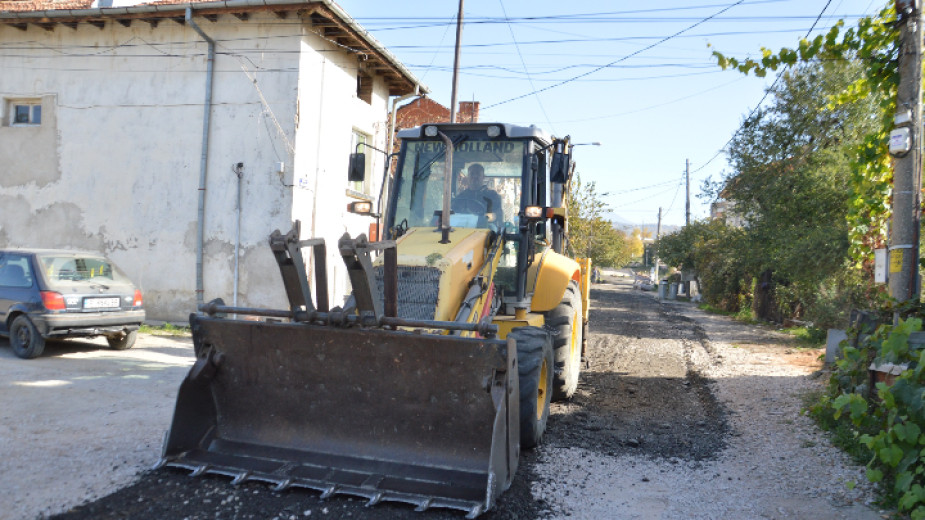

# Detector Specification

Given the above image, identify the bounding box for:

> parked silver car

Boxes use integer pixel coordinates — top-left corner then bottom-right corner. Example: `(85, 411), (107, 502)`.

(0, 249), (145, 358)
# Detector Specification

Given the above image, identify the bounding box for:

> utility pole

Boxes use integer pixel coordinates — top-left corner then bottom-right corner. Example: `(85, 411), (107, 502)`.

(449, 0), (464, 123)
(889, 0), (923, 304)
(685, 159), (691, 226)
(653, 207), (662, 280)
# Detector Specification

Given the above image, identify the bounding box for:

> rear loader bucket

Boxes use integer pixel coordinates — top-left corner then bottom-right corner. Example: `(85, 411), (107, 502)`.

(159, 315), (519, 518)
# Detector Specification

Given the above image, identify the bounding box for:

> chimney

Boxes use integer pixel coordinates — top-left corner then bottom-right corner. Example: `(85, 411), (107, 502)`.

(457, 102), (480, 123)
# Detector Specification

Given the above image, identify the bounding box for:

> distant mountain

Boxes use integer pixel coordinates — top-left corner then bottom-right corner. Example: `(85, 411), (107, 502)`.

(608, 213), (635, 229)
(608, 215), (680, 237)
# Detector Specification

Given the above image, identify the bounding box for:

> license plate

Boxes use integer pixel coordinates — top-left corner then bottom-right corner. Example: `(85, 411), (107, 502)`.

(83, 297), (121, 310)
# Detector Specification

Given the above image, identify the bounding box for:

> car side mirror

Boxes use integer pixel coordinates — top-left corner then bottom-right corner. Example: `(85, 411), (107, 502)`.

(348, 153), (366, 182)
(550, 150), (570, 183)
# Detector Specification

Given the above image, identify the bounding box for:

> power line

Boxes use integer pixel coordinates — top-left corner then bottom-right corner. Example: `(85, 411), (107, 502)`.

(609, 178), (682, 195)
(497, 0), (555, 134)
(416, 12), (456, 82)
(690, 0), (835, 178)
(483, 0), (748, 110)
(620, 183), (685, 207)
(354, 12), (863, 27)
(0, 24), (858, 54)
(540, 76), (744, 124)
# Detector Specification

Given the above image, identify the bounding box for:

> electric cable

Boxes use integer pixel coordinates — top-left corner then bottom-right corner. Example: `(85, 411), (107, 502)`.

(690, 0), (835, 177)
(483, 0), (747, 110)
(497, 0), (555, 134)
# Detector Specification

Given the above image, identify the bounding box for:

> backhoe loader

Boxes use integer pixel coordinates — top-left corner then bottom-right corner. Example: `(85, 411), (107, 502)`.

(158, 122), (592, 518)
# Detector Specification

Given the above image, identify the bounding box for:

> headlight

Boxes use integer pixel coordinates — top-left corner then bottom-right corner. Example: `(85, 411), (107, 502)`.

(524, 206), (544, 219)
(424, 125), (438, 137)
(486, 125), (501, 138)
(348, 201), (373, 214)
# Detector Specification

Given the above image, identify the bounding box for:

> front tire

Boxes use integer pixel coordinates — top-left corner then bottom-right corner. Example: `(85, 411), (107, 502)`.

(106, 330), (137, 350)
(510, 326), (553, 449)
(10, 315), (46, 359)
(547, 281), (584, 401)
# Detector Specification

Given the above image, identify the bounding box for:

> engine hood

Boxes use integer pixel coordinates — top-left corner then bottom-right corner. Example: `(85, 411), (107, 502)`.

(374, 227), (492, 322)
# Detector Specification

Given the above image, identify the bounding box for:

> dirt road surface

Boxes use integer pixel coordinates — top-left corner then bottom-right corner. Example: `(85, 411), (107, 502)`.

(2, 272), (882, 519)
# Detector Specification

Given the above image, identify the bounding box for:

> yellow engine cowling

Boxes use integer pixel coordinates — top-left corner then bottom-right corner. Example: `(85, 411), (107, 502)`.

(526, 249), (583, 313)
(382, 227), (492, 322)
(377, 229), (591, 334)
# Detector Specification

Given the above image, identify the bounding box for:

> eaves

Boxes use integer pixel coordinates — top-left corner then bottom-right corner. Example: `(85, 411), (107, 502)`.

(0, 0), (429, 97)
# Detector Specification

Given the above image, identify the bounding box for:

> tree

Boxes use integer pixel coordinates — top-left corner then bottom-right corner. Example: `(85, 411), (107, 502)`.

(659, 219), (751, 311)
(627, 227), (652, 259)
(658, 221), (704, 272)
(700, 39), (884, 325)
(668, 59), (884, 323)
(720, 59), (882, 290)
(712, 4), (898, 265)
(566, 174), (632, 268)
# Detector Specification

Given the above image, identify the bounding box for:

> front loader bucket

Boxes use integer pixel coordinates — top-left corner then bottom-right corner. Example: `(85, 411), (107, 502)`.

(160, 315), (519, 518)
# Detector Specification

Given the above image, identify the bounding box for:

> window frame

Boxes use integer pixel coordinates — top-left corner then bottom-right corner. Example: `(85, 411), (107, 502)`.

(8, 99), (42, 127)
(347, 129), (374, 199)
(0, 253), (35, 288)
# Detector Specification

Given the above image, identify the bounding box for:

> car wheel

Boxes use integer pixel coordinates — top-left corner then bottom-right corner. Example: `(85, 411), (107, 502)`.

(106, 330), (137, 350)
(10, 315), (46, 359)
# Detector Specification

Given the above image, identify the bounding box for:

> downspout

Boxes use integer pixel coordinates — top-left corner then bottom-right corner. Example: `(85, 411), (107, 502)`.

(310, 56), (327, 254)
(379, 87), (420, 234)
(233, 164), (243, 307)
(386, 87), (420, 163)
(186, 7), (215, 305)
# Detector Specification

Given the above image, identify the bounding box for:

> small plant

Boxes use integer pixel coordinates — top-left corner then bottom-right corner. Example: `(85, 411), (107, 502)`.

(139, 323), (191, 336)
(781, 326), (828, 346)
(825, 318), (925, 517)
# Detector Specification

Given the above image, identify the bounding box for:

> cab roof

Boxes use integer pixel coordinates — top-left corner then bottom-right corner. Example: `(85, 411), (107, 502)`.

(397, 123), (553, 146)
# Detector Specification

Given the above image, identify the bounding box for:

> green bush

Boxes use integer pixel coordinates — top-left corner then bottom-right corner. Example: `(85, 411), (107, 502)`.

(826, 318), (925, 517)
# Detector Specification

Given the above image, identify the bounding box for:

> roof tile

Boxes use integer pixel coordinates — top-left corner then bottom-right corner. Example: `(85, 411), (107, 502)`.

(0, 0), (93, 12)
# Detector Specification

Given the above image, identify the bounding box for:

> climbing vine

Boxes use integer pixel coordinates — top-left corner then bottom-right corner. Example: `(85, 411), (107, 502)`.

(711, 4), (899, 265)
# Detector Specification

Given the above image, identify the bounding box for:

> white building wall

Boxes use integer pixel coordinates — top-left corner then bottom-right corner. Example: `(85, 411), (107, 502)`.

(292, 29), (391, 308)
(0, 12), (395, 321)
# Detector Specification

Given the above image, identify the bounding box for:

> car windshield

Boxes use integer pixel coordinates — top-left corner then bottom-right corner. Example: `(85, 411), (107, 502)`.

(392, 138), (526, 231)
(37, 254), (133, 290)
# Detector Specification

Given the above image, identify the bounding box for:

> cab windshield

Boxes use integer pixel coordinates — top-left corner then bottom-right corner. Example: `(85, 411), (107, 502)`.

(391, 138), (526, 232)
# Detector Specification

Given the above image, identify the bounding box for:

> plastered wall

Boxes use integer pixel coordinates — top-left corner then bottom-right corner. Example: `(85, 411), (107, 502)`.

(0, 12), (394, 320)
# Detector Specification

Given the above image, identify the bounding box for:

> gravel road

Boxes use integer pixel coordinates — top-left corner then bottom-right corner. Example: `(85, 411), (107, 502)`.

(2, 271), (883, 519)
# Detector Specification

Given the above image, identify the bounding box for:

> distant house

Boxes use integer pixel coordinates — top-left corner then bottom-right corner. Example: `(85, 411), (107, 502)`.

(396, 97), (480, 130)
(0, 0), (426, 320)
(391, 97), (478, 156)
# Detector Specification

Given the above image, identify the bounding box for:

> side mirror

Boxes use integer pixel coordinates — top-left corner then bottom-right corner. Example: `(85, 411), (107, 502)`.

(550, 150), (570, 183)
(348, 153), (366, 182)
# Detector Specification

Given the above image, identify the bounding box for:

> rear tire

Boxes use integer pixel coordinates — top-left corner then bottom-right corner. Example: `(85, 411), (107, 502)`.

(10, 315), (45, 359)
(510, 326), (553, 449)
(547, 281), (583, 401)
(106, 330), (137, 350)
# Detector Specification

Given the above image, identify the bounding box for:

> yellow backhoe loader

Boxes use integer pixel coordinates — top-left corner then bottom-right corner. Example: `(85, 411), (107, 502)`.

(157, 122), (591, 518)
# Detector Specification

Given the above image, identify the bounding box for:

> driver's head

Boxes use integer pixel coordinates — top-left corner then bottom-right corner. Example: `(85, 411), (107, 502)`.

(467, 163), (485, 189)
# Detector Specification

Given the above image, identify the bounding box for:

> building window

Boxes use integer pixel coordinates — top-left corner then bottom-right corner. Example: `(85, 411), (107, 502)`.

(348, 130), (373, 198)
(9, 100), (41, 126)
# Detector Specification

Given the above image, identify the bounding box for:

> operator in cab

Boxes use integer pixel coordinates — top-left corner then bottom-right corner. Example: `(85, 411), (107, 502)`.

(452, 163), (503, 229)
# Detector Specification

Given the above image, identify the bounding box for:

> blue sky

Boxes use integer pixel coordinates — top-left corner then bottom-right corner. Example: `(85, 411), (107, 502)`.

(337, 0), (884, 228)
